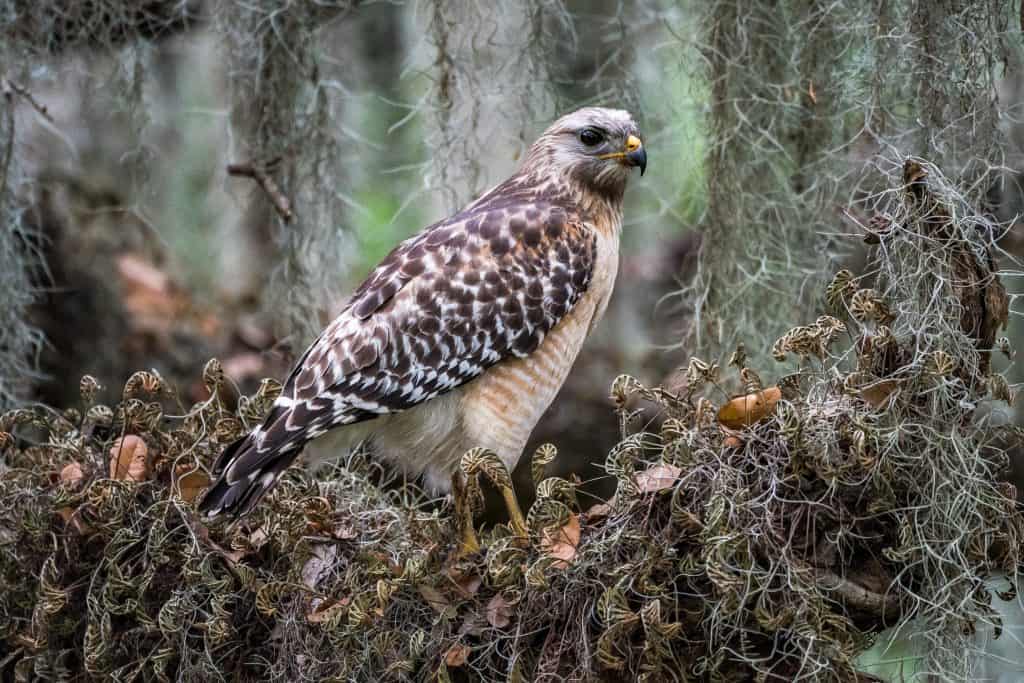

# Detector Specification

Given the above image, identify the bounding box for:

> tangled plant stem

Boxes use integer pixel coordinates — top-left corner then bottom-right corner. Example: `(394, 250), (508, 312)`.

(0, 158), (1018, 682)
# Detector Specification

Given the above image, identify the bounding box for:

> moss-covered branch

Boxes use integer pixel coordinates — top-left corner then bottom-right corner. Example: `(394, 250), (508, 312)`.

(0, 159), (1018, 681)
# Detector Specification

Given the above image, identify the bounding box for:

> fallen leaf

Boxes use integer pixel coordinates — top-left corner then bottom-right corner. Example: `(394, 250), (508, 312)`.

(633, 464), (682, 493)
(417, 584), (450, 614)
(57, 506), (93, 535)
(331, 521), (358, 541)
(583, 500), (614, 523)
(249, 526), (270, 550)
(541, 514), (581, 568)
(301, 543), (338, 590)
(723, 435), (743, 449)
(109, 435), (149, 481)
(174, 465), (210, 503)
(858, 378), (903, 409)
(717, 387), (781, 429)
(486, 593), (513, 629)
(60, 462), (84, 488)
(447, 567), (482, 599)
(307, 596), (350, 624)
(444, 643), (470, 668)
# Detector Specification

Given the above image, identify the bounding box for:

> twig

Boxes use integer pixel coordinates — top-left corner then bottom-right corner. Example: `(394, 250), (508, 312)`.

(811, 566), (901, 622)
(227, 158), (294, 223)
(2, 78), (56, 125)
(1, 85), (13, 193)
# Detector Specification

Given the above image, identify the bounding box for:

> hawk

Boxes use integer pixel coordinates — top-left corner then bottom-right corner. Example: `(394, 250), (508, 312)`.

(200, 107), (646, 525)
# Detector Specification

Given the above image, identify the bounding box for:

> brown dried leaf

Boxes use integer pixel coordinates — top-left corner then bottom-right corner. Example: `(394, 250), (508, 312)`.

(60, 462), (84, 488)
(717, 387), (781, 429)
(859, 378), (904, 409)
(175, 466), (210, 503)
(447, 567), (482, 599)
(418, 584), (450, 614)
(301, 544), (338, 590)
(444, 643), (470, 668)
(486, 593), (513, 629)
(723, 435), (743, 449)
(109, 435), (149, 481)
(332, 521), (358, 540)
(583, 500), (614, 523)
(633, 464), (682, 493)
(57, 506), (93, 535)
(541, 514), (581, 568)
(249, 526), (270, 550)
(307, 596), (350, 624)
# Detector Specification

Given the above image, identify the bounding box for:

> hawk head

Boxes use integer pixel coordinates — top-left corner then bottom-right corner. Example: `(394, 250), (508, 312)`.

(526, 107), (646, 202)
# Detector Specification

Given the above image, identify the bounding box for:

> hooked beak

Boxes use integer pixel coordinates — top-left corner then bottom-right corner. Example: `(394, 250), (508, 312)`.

(624, 135), (647, 176)
(599, 134), (647, 176)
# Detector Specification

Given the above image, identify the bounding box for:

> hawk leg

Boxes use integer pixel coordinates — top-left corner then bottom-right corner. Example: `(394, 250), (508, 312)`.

(450, 472), (480, 555)
(499, 483), (528, 539)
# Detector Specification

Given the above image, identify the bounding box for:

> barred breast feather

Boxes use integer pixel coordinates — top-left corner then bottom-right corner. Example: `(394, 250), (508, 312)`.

(199, 181), (597, 517)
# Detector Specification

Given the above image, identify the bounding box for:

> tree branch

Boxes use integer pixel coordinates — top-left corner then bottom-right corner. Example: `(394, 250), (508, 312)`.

(227, 159), (293, 224)
(811, 565), (902, 623)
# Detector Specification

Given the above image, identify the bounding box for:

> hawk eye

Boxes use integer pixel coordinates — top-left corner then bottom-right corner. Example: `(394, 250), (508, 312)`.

(579, 128), (604, 146)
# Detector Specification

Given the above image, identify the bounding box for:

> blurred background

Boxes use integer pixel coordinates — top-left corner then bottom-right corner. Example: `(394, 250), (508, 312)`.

(2, 1), (1024, 678)
(2, 0), (711, 495)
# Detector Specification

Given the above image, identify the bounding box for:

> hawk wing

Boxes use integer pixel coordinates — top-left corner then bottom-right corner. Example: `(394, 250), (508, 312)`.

(200, 190), (596, 516)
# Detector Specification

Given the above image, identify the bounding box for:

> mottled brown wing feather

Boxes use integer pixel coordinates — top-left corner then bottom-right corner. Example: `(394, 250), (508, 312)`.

(200, 186), (596, 516)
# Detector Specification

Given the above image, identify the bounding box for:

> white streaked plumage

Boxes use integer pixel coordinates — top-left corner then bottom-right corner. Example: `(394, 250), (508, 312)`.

(199, 107), (645, 518)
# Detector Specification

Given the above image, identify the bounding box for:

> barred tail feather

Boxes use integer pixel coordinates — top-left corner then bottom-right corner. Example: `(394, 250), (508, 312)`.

(198, 387), (378, 518)
(198, 413), (307, 518)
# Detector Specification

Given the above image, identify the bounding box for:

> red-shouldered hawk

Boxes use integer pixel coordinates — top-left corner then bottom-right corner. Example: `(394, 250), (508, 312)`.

(200, 107), (646, 518)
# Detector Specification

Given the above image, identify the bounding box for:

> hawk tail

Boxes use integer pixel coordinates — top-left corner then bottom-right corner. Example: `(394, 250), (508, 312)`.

(198, 419), (305, 519)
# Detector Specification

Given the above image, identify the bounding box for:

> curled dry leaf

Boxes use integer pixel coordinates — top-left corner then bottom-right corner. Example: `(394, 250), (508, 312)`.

(630, 462), (679, 493)
(307, 596), (350, 624)
(444, 642), (470, 668)
(446, 566), (483, 599)
(540, 513), (581, 568)
(60, 462), (85, 488)
(859, 378), (904, 409)
(332, 521), (358, 541)
(109, 435), (149, 481)
(583, 500), (614, 523)
(633, 464), (682, 493)
(57, 505), (93, 535)
(174, 465), (210, 503)
(486, 593), (514, 629)
(717, 386), (781, 429)
(301, 543), (338, 591)
(417, 583), (451, 614)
